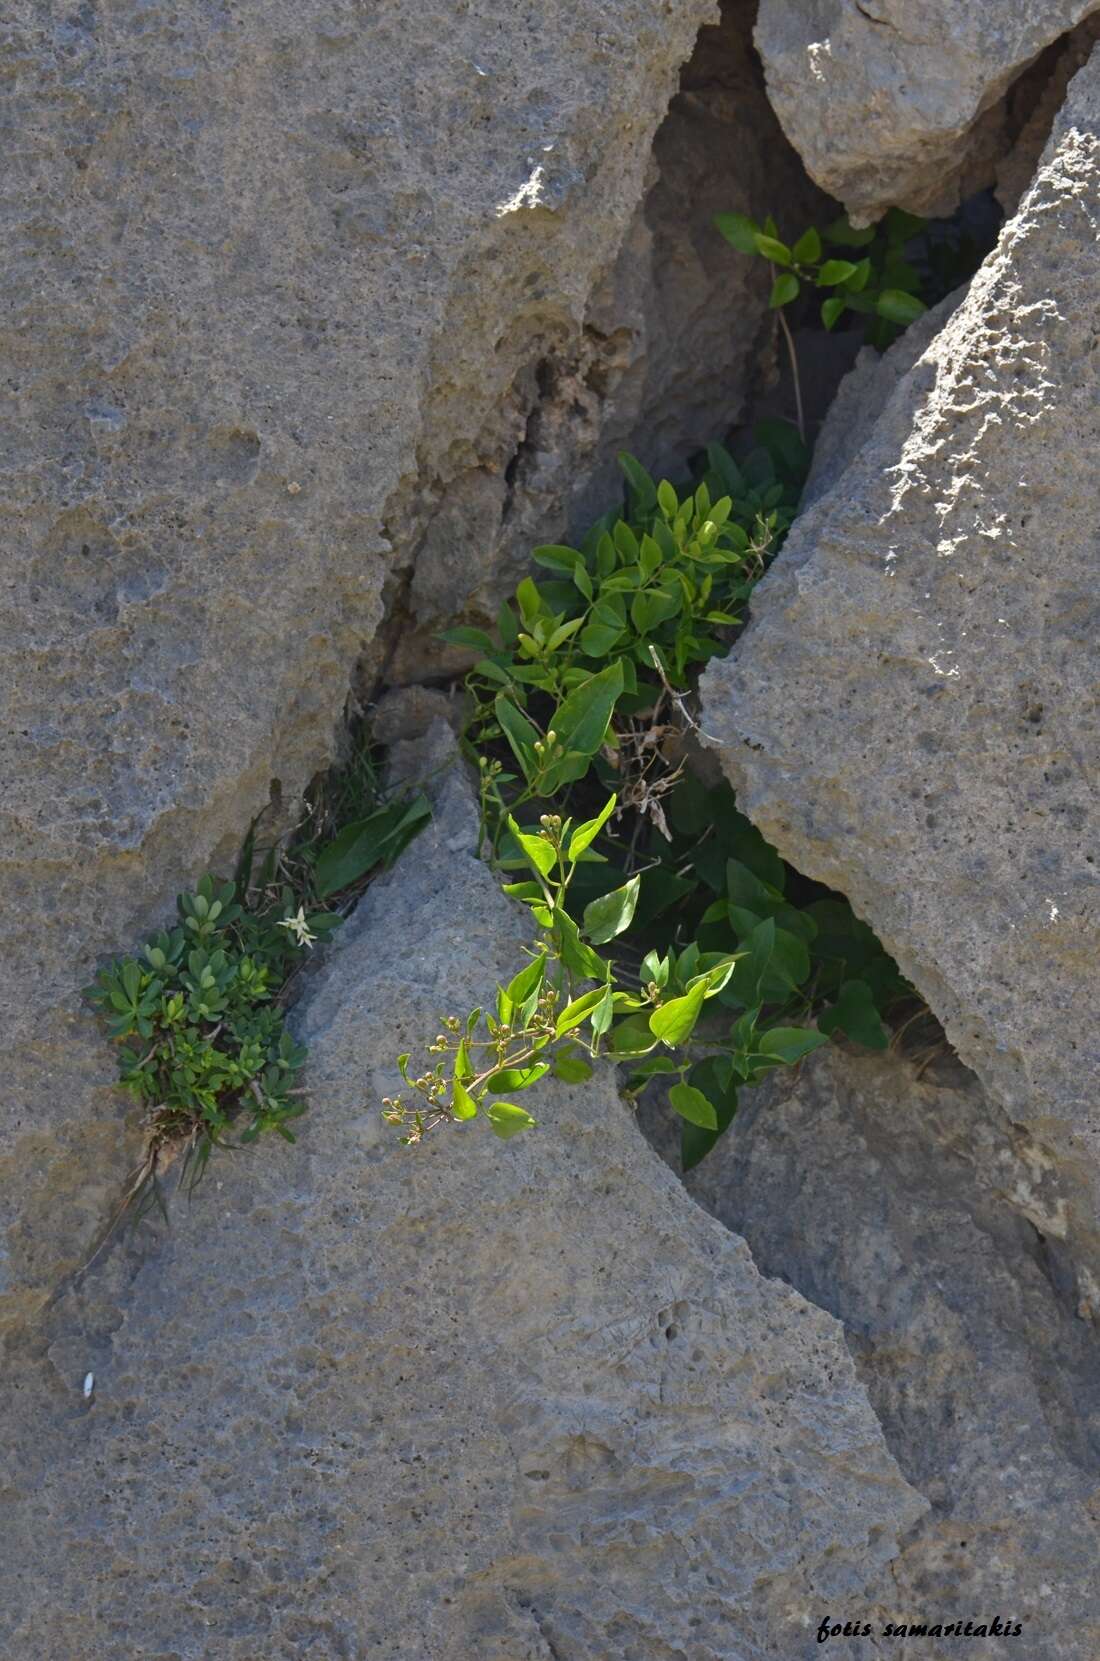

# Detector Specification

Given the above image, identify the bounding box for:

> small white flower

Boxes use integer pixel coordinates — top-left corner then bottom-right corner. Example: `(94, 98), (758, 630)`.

(277, 906), (317, 949)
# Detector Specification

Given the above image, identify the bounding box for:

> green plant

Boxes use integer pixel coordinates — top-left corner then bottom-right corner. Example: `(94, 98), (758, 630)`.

(280, 723), (432, 903)
(88, 720), (432, 1227)
(390, 448), (915, 1169)
(87, 876), (340, 1218)
(714, 207), (929, 438)
(446, 440), (800, 849)
(381, 797), (744, 1146)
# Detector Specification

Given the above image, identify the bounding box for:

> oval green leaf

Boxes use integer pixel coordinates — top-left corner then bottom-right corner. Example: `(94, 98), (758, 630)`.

(487, 1101), (536, 1140)
(648, 979), (707, 1047)
(669, 1082), (718, 1130)
(769, 273), (799, 309)
(583, 874), (641, 945)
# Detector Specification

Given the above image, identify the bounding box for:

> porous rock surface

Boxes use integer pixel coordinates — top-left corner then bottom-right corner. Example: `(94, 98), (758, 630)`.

(2, 0), (746, 1329)
(388, 0), (832, 673)
(643, 1046), (1100, 1661)
(703, 53), (1100, 1261)
(2, 733), (926, 1659)
(754, 0), (1100, 223)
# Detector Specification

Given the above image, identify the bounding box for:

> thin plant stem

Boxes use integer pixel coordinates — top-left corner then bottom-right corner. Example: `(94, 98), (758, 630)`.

(770, 264), (805, 442)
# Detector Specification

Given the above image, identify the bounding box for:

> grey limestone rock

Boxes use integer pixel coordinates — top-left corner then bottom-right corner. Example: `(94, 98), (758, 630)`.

(702, 53), (1100, 1258)
(755, 0), (1100, 223)
(643, 1045), (1100, 1661)
(2, 736), (926, 1658)
(388, 0), (834, 677)
(799, 292), (964, 512)
(2, 0), (730, 1329)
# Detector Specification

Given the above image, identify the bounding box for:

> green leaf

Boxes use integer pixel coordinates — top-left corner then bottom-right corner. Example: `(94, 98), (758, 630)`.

(612, 519), (640, 562)
(313, 796), (430, 897)
(506, 953), (546, 1006)
(817, 259), (858, 286)
(506, 816), (556, 877)
(649, 979), (707, 1047)
(691, 955), (740, 997)
(547, 617), (584, 653)
(502, 880), (544, 902)
(757, 1026), (830, 1065)
(726, 857), (781, 913)
(768, 927), (812, 993)
(624, 1055), (680, 1091)
(769, 273), (799, 308)
(724, 916), (776, 1007)
(754, 232), (791, 265)
(440, 625), (495, 651)
(669, 1082), (717, 1130)
(590, 983), (615, 1037)
(550, 661), (625, 759)
(485, 1063), (550, 1092)
(494, 694), (541, 782)
(583, 874), (641, 945)
(515, 576), (543, 626)
(552, 907), (608, 981)
(497, 599), (519, 648)
(452, 1078), (479, 1121)
(553, 1051), (594, 1084)
(532, 544), (582, 575)
(617, 451), (658, 510)
(657, 479), (679, 519)
(680, 1058), (739, 1171)
(713, 211), (759, 254)
(471, 658), (513, 686)
(843, 257), (872, 292)
(629, 586), (680, 634)
(876, 288), (927, 326)
(579, 620), (625, 657)
(817, 979), (890, 1050)
(567, 794), (617, 861)
(488, 1101), (536, 1140)
(555, 985), (613, 1037)
(821, 295), (847, 331)
(639, 532), (663, 579)
(791, 226), (822, 264)
(608, 1015), (660, 1057)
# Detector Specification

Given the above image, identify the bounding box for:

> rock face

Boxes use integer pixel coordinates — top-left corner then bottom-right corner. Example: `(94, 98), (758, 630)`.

(703, 53), (1100, 1259)
(2, 0), (764, 1329)
(388, 0), (832, 673)
(755, 0), (1100, 223)
(2, 734), (925, 1659)
(642, 1046), (1100, 1661)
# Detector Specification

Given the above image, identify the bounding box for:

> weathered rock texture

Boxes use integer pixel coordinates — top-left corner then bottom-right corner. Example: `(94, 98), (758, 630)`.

(4, 0), (816, 1329)
(388, 0), (832, 672)
(2, 735), (925, 1659)
(703, 53), (1100, 1258)
(755, 0), (1100, 223)
(996, 13), (1100, 211)
(642, 1046), (1100, 1661)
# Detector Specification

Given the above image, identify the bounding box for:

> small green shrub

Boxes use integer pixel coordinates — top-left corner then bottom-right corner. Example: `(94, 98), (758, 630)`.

(715, 207), (930, 439)
(715, 206), (929, 343)
(88, 726), (430, 1224)
(448, 439), (800, 836)
(386, 445), (914, 1169)
(87, 876), (340, 1215)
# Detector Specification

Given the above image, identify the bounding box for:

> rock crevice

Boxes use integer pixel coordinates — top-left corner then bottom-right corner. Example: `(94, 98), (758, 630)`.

(1, 733), (927, 1659)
